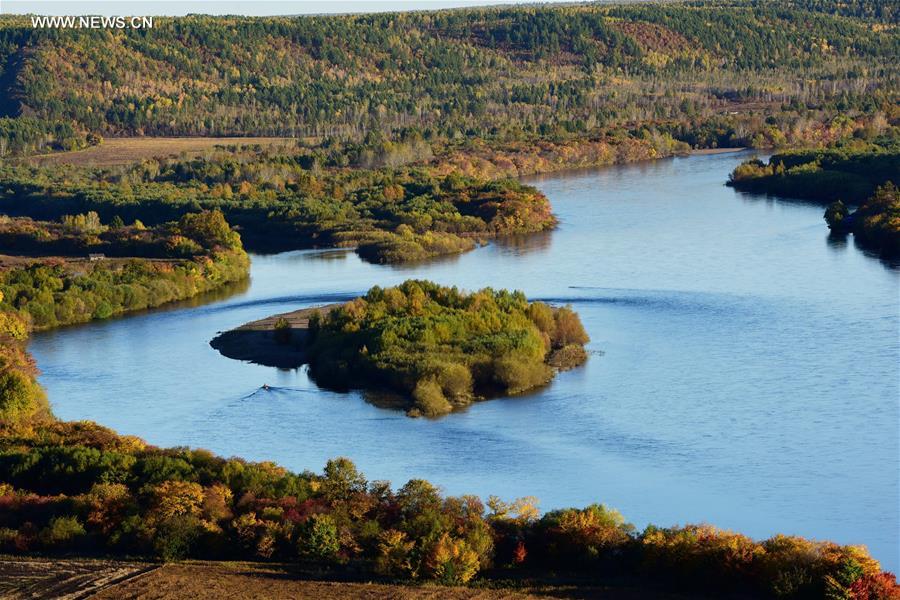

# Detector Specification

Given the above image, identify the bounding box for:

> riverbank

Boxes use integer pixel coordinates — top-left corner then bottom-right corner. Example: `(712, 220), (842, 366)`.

(209, 303), (341, 369)
(689, 147), (747, 155)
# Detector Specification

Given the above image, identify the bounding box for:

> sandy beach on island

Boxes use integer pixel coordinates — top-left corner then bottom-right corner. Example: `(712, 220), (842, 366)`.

(210, 304), (342, 369)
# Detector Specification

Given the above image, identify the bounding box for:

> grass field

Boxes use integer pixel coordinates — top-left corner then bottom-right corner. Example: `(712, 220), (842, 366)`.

(0, 559), (701, 600)
(26, 137), (298, 167)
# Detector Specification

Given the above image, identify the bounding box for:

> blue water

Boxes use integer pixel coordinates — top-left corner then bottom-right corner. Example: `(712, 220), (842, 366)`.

(31, 152), (900, 570)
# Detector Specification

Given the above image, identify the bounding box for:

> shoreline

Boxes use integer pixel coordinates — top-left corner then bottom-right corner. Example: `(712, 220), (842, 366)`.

(209, 303), (341, 369)
(689, 147), (748, 155)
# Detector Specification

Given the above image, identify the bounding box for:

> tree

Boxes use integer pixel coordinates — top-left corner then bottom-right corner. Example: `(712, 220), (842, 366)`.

(322, 457), (367, 502)
(824, 200), (849, 230)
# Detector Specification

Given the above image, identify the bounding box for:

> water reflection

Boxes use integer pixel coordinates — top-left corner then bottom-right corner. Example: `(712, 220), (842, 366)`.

(827, 231), (849, 252)
(493, 229), (554, 256)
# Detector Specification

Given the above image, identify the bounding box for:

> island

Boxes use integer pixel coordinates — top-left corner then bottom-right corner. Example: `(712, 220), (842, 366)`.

(728, 144), (900, 259)
(211, 280), (589, 416)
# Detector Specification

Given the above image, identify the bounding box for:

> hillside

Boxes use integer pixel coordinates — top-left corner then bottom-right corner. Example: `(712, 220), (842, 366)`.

(0, 1), (897, 154)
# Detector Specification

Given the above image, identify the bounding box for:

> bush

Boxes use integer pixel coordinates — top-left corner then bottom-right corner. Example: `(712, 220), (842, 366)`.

(413, 378), (453, 417)
(825, 200), (850, 230)
(376, 529), (415, 578)
(299, 514), (340, 561)
(273, 317), (292, 344)
(153, 515), (202, 561)
(428, 533), (481, 585)
(39, 516), (86, 549)
(0, 369), (48, 422)
(493, 356), (552, 394)
(548, 344), (588, 370)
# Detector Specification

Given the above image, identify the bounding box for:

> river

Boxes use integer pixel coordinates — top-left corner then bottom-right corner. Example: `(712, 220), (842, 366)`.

(30, 152), (900, 570)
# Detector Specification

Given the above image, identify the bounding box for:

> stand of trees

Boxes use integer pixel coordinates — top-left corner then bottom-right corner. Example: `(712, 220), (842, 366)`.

(306, 281), (589, 417)
(0, 422), (896, 598)
(728, 141), (899, 258)
(0, 144), (567, 262)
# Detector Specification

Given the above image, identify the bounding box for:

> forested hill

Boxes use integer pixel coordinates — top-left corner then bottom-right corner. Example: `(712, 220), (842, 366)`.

(0, 0), (897, 152)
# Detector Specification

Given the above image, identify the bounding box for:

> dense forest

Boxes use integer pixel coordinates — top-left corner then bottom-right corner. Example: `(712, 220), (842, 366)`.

(0, 1), (897, 154)
(306, 281), (589, 417)
(728, 140), (899, 257)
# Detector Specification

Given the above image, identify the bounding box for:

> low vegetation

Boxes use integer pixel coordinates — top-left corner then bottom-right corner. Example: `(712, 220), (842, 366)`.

(728, 142), (899, 258)
(306, 281), (589, 416)
(0, 150), (561, 263)
(0, 210), (248, 330)
(0, 422), (896, 598)
(0, 210), (247, 424)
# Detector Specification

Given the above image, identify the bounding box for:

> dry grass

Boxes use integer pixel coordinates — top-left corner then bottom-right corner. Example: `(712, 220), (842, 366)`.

(0, 557), (154, 600)
(0, 254), (181, 274)
(0, 559), (700, 600)
(89, 563), (538, 600)
(26, 137), (297, 167)
(92, 562), (696, 600)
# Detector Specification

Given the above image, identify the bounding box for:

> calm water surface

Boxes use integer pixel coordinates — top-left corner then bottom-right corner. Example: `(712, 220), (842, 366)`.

(31, 153), (900, 570)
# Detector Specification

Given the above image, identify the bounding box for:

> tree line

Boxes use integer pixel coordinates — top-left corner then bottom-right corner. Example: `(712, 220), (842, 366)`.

(728, 139), (899, 258)
(0, 421), (896, 598)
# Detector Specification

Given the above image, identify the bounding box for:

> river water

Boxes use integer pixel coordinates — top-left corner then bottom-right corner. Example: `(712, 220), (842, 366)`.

(30, 152), (900, 570)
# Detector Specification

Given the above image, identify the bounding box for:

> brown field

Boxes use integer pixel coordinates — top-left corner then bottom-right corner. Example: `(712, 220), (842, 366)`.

(0, 557), (155, 600)
(26, 137), (298, 167)
(0, 559), (700, 600)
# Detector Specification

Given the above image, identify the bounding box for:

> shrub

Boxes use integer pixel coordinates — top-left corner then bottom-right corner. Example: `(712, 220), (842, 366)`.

(548, 344), (588, 370)
(493, 355), (552, 394)
(428, 533), (481, 585)
(153, 515), (202, 561)
(299, 514), (340, 561)
(273, 316), (292, 344)
(552, 306), (590, 347)
(413, 378), (453, 417)
(376, 529), (415, 578)
(0, 369), (48, 422)
(825, 200), (850, 230)
(39, 516), (86, 549)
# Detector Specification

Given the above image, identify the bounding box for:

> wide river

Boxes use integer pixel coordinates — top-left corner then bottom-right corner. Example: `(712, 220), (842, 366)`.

(31, 152), (899, 570)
